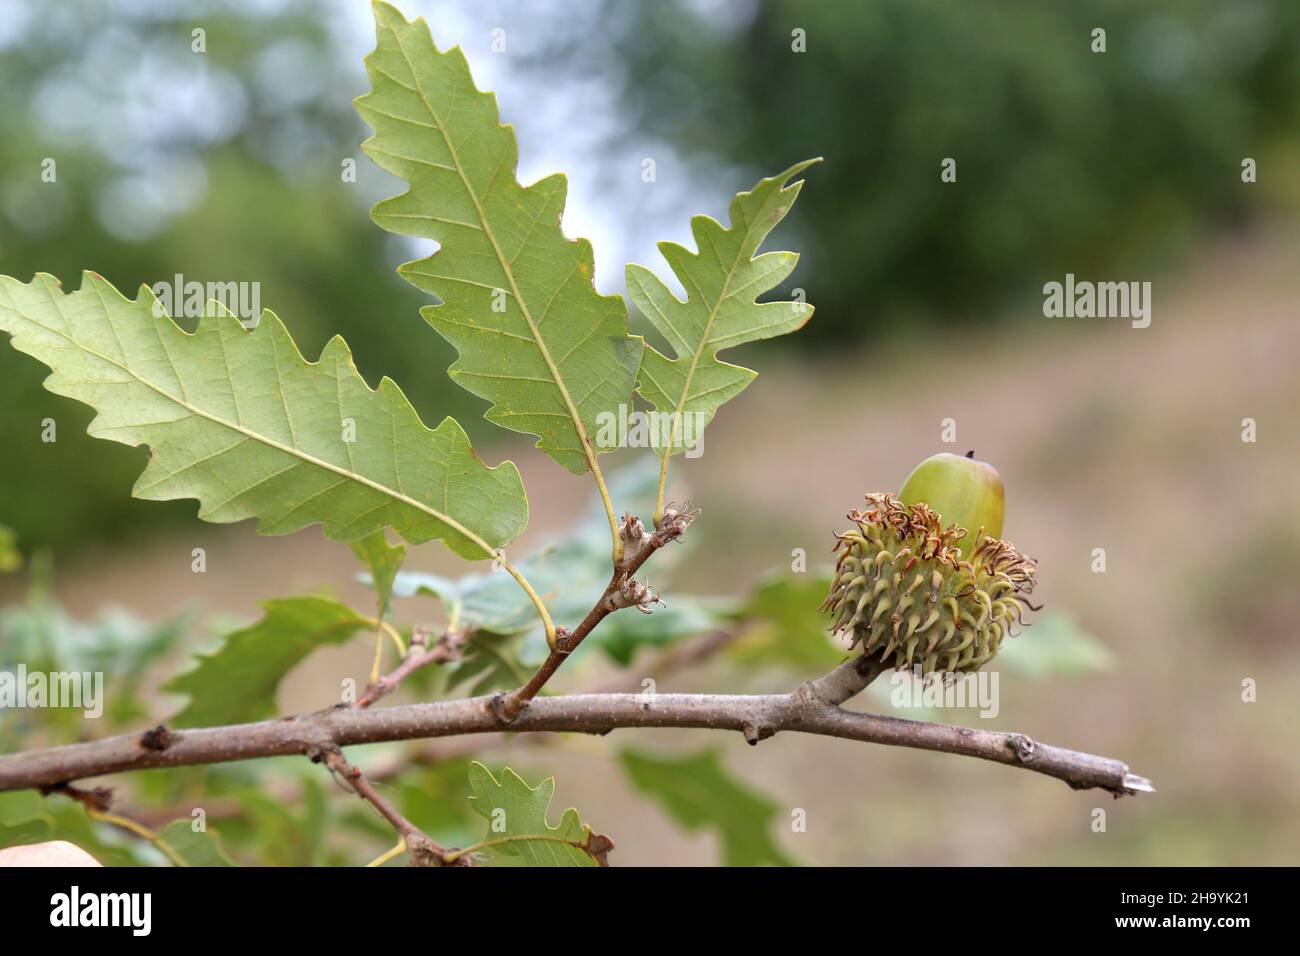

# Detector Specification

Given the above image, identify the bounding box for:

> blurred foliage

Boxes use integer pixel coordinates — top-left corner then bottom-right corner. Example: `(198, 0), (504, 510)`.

(996, 610), (1115, 678)
(489, 0), (1300, 308)
(0, 0), (466, 550)
(163, 595), (370, 727)
(383, 758), (478, 846)
(619, 748), (795, 867)
(0, 553), (190, 740)
(0, 471), (1116, 866)
(606, 0), (1300, 344)
(0, 525), (21, 572)
(727, 569), (846, 671)
(0, 789), (234, 866)
(6, 0), (1297, 551)
(380, 462), (730, 691)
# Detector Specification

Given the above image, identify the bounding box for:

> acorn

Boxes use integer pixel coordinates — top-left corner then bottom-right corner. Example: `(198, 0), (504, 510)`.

(821, 452), (1038, 674)
(899, 451), (1004, 556)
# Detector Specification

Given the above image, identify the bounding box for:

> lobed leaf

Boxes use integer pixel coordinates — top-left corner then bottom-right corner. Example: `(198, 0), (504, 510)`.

(349, 529), (406, 618)
(382, 462), (727, 676)
(0, 791), (235, 867)
(463, 762), (612, 866)
(628, 160), (817, 460)
(728, 569), (848, 672)
(164, 596), (370, 728)
(356, 2), (642, 475)
(156, 820), (237, 866)
(0, 272), (527, 560)
(619, 748), (794, 867)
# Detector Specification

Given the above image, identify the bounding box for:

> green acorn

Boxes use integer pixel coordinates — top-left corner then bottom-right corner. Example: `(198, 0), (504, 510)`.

(899, 451), (1004, 556)
(821, 453), (1038, 674)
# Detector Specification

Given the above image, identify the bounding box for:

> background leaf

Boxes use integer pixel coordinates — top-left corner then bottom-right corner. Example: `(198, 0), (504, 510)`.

(628, 160), (816, 455)
(383, 463), (727, 682)
(156, 820), (237, 866)
(0, 791), (235, 867)
(349, 529), (406, 619)
(163, 596), (369, 727)
(0, 792), (53, 850)
(213, 774), (336, 867)
(357, 3), (642, 474)
(727, 569), (848, 671)
(464, 762), (611, 866)
(996, 611), (1114, 678)
(731, 571), (1113, 682)
(0, 272), (527, 560)
(0, 525), (20, 573)
(619, 748), (794, 866)
(0, 561), (191, 736)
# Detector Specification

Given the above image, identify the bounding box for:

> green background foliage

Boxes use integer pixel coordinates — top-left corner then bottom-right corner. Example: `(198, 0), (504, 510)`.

(1, 0), (1297, 866)
(3, 0), (1298, 547)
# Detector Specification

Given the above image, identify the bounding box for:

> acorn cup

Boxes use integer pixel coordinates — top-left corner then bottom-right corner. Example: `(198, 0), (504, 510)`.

(821, 453), (1038, 674)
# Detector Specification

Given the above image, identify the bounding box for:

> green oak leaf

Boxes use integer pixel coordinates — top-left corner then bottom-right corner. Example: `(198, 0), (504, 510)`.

(356, 2), (642, 474)
(997, 610), (1114, 678)
(350, 529), (406, 618)
(628, 160), (817, 459)
(156, 820), (237, 866)
(384, 463), (726, 676)
(0, 272), (527, 560)
(619, 748), (795, 867)
(728, 569), (848, 672)
(0, 791), (235, 867)
(204, 775), (336, 867)
(460, 762), (612, 866)
(392, 539), (719, 667)
(0, 792), (50, 850)
(164, 596), (370, 727)
(444, 630), (531, 696)
(0, 586), (191, 733)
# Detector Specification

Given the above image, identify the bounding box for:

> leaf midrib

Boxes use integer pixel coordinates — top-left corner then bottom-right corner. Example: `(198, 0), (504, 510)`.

(6, 293), (496, 557)
(658, 210), (756, 455)
(453, 831), (597, 865)
(386, 21), (602, 470)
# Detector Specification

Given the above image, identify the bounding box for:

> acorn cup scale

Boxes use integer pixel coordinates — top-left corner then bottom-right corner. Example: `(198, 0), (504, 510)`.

(899, 451), (1004, 554)
(821, 452), (1037, 674)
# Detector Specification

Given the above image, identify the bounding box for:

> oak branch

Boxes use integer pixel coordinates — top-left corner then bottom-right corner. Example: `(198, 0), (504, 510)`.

(0, 660), (1153, 798)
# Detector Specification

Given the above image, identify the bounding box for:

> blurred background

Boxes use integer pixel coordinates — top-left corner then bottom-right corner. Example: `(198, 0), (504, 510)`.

(1, 0), (1298, 865)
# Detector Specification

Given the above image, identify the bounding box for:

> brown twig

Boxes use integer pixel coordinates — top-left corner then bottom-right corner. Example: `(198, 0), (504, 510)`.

(800, 656), (889, 706)
(0, 505), (1151, 818)
(40, 782), (189, 866)
(355, 626), (464, 709)
(130, 629), (741, 828)
(497, 507), (696, 719)
(317, 748), (462, 867)
(0, 675), (1153, 797)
